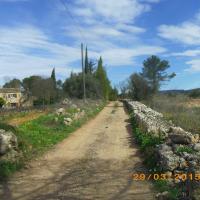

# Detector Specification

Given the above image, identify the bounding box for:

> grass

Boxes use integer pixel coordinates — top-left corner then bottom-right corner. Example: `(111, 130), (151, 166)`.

(0, 102), (105, 180)
(145, 94), (200, 134)
(176, 146), (194, 154)
(154, 180), (180, 200)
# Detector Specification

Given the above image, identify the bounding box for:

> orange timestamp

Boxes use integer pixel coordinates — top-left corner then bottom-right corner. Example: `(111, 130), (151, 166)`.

(131, 173), (200, 181)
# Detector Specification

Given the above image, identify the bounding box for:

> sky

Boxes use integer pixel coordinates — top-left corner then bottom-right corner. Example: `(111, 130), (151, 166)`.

(0, 0), (200, 90)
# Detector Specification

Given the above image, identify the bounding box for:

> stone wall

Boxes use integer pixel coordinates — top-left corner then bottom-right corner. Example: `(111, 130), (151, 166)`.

(125, 100), (200, 174)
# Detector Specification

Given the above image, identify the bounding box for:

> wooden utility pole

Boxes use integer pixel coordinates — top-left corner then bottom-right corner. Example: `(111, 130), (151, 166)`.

(81, 43), (86, 102)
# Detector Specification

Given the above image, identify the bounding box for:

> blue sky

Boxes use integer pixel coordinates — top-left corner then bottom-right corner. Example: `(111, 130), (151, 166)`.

(0, 0), (200, 90)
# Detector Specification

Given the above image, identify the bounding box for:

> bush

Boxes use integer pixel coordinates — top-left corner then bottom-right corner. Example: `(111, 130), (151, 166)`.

(129, 73), (151, 101)
(63, 73), (102, 99)
(189, 89), (200, 98)
(0, 97), (6, 108)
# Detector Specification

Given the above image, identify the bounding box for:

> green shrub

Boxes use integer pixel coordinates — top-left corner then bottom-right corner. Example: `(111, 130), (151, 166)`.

(176, 146), (194, 154)
(154, 180), (180, 200)
(0, 97), (6, 108)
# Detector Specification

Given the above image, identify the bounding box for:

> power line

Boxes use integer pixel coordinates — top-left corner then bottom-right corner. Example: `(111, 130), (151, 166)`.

(59, 0), (87, 42)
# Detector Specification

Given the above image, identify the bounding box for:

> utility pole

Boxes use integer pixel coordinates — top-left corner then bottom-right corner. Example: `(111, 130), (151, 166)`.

(81, 43), (86, 102)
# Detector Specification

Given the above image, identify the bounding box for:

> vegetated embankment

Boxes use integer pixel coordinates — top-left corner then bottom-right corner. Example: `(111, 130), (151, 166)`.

(124, 100), (200, 200)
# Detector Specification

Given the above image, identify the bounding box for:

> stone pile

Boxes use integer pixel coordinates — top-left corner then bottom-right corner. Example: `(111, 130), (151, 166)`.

(0, 129), (19, 162)
(125, 100), (200, 174)
(55, 106), (86, 126)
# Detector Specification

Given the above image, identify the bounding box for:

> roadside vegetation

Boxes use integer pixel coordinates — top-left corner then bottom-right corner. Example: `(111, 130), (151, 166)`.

(128, 110), (180, 199)
(0, 101), (105, 179)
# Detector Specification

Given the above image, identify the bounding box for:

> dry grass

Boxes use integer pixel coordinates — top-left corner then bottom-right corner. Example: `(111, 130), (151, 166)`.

(145, 94), (200, 134)
(7, 111), (47, 127)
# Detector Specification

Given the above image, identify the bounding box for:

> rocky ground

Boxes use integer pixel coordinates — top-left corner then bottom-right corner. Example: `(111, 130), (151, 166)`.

(0, 102), (156, 200)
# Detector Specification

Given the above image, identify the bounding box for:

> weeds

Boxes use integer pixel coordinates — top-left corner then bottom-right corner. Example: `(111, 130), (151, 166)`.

(128, 111), (180, 199)
(0, 102), (105, 180)
(176, 146), (194, 154)
(145, 94), (200, 134)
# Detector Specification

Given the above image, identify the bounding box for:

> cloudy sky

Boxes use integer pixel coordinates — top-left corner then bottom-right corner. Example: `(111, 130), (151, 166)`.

(0, 0), (200, 90)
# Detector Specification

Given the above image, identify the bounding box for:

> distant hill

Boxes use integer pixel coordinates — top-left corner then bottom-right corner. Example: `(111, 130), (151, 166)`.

(160, 88), (200, 95)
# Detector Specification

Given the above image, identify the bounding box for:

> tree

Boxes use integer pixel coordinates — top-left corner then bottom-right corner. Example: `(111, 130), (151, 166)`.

(129, 73), (151, 101)
(141, 55), (176, 93)
(85, 46), (89, 74)
(189, 89), (200, 98)
(109, 87), (118, 101)
(32, 78), (57, 106)
(0, 97), (6, 108)
(95, 57), (111, 100)
(22, 76), (42, 97)
(63, 72), (102, 99)
(3, 79), (21, 88)
(88, 60), (96, 74)
(51, 68), (56, 87)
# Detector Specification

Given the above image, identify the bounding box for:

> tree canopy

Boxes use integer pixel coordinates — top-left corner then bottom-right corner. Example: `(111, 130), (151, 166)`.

(3, 78), (21, 88)
(141, 55), (176, 93)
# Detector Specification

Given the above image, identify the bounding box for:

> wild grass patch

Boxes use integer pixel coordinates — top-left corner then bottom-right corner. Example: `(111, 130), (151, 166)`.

(0, 102), (105, 180)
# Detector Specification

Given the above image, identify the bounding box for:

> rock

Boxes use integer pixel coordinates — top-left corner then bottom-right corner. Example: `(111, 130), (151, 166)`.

(0, 129), (19, 162)
(71, 104), (77, 109)
(169, 127), (195, 144)
(158, 144), (172, 152)
(62, 98), (71, 105)
(64, 117), (73, 126)
(193, 134), (200, 143)
(193, 143), (200, 151)
(64, 118), (72, 122)
(179, 157), (188, 169)
(155, 191), (170, 200)
(157, 147), (180, 171)
(0, 129), (18, 155)
(56, 108), (65, 115)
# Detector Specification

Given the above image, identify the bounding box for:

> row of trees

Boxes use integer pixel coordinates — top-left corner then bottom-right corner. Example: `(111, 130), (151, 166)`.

(121, 55), (176, 100)
(2, 47), (118, 105)
(63, 52), (118, 101)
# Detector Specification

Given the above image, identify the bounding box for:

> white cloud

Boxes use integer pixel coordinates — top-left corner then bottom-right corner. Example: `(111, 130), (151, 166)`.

(185, 59), (200, 72)
(158, 22), (200, 45)
(0, 0), (164, 84)
(171, 49), (200, 57)
(0, 25), (81, 81)
(75, 0), (151, 23)
(100, 45), (167, 66)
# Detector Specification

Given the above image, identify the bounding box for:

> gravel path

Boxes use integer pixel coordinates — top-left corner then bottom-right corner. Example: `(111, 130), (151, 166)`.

(0, 102), (156, 200)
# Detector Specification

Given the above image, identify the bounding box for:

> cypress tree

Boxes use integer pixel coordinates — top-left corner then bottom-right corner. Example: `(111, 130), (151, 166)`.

(85, 46), (89, 74)
(51, 68), (56, 85)
(96, 57), (111, 100)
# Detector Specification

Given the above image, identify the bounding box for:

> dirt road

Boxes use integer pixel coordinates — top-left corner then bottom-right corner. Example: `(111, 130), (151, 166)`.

(0, 102), (156, 200)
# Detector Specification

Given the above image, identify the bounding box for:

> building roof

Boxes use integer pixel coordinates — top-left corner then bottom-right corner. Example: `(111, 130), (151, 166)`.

(0, 88), (21, 93)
